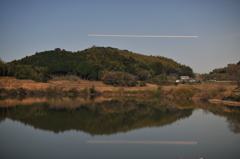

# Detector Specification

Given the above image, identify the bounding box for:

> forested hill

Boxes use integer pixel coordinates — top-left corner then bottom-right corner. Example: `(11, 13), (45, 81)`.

(201, 61), (240, 81)
(1, 46), (194, 85)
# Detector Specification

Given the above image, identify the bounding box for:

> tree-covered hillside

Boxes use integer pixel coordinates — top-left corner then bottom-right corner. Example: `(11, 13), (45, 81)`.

(0, 46), (195, 86)
(201, 61), (240, 81)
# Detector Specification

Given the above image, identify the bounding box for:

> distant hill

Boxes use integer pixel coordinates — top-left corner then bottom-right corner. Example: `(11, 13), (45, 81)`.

(201, 61), (240, 81)
(1, 46), (195, 85)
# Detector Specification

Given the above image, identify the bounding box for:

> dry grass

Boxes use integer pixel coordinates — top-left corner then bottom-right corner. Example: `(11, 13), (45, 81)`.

(172, 85), (201, 99)
(0, 77), (159, 93)
(0, 77), (238, 100)
(0, 77), (51, 90)
(192, 82), (237, 100)
(208, 99), (240, 106)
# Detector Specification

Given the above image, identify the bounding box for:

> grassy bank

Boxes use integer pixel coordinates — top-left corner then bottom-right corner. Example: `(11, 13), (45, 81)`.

(0, 85), (101, 97)
(0, 77), (238, 102)
(1, 84), (238, 102)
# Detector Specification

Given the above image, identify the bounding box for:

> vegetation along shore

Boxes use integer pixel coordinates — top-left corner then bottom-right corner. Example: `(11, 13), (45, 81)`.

(0, 47), (239, 103)
(0, 76), (239, 103)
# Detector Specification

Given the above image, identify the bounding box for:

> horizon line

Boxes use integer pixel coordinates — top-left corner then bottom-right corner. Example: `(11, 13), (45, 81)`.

(89, 34), (198, 38)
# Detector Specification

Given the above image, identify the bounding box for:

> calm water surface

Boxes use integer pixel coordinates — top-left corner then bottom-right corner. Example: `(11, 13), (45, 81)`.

(0, 97), (240, 159)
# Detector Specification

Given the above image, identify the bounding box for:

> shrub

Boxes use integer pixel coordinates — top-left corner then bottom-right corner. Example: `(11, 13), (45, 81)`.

(147, 78), (174, 86)
(210, 89), (219, 97)
(219, 86), (227, 92)
(205, 87), (228, 98)
(124, 73), (138, 87)
(139, 81), (146, 87)
(167, 88), (175, 95)
(101, 71), (138, 87)
(227, 93), (240, 101)
(137, 70), (151, 80)
(89, 85), (101, 95)
(155, 86), (163, 96)
(155, 75), (168, 80)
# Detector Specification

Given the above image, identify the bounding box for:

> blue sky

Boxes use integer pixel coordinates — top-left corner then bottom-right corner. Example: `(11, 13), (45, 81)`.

(0, 0), (239, 73)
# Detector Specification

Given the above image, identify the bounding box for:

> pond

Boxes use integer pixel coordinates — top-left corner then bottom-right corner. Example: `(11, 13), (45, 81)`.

(0, 96), (240, 159)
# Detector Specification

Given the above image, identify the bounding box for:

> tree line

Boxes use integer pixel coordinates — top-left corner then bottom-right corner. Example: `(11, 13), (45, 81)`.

(201, 61), (240, 89)
(201, 61), (240, 81)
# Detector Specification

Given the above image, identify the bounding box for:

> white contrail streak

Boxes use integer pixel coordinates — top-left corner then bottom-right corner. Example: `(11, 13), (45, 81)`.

(87, 140), (197, 145)
(89, 34), (198, 38)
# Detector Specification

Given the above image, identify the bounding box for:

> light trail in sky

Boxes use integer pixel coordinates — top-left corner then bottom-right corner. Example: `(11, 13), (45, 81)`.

(87, 140), (197, 145)
(89, 34), (198, 38)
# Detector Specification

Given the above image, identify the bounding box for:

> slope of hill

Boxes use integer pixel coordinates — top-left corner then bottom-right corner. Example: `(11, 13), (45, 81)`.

(1, 46), (195, 85)
(201, 61), (240, 81)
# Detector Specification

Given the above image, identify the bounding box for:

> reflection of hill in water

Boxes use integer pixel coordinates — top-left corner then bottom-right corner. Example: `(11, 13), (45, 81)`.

(193, 100), (240, 134)
(204, 105), (240, 134)
(0, 98), (193, 135)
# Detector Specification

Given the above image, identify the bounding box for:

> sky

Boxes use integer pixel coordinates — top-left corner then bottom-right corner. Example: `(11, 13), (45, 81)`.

(0, 0), (240, 73)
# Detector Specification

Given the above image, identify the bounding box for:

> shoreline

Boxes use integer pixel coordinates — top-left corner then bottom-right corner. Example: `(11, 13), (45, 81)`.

(208, 99), (240, 106)
(1, 77), (239, 104)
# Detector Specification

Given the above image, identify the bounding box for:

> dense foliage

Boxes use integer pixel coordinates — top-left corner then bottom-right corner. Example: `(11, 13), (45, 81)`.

(101, 71), (138, 86)
(0, 46), (195, 86)
(201, 61), (240, 81)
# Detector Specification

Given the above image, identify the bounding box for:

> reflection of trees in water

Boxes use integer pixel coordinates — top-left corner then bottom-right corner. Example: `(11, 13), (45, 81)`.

(1, 97), (239, 134)
(0, 116), (5, 123)
(206, 104), (240, 134)
(228, 119), (240, 133)
(0, 99), (193, 135)
(172, 99), (197, 109)
(226, 113), (240, 133)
